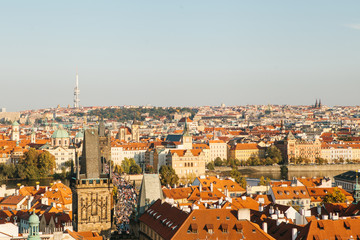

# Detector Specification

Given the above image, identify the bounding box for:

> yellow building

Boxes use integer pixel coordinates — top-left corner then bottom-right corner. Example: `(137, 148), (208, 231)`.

(276, 132), (321, 163)
(228, 143), (265, 161)
(166, 149), (206, 180)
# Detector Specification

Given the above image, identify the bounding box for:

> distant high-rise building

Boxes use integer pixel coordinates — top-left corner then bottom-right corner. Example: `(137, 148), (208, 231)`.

(73, 72), (80, 108)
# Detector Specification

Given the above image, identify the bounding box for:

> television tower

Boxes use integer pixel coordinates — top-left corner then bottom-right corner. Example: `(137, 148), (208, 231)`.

(74, 72), (80, 108)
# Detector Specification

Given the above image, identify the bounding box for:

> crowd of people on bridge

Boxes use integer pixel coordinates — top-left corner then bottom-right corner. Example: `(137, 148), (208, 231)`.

(105, 164), (138, 235)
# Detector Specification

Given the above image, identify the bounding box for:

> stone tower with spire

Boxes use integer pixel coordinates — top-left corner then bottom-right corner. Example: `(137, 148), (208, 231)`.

(285, 131), (296, 162)
(11, 121), (20, 142)
(72, 124), (113, 237)
(30, 129), (36, 144)
(181, 118), (192, 149)
(353, 170), (360, 204)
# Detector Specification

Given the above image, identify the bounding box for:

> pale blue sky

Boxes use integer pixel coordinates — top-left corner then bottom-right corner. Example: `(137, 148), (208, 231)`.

(1, 1), (359, 111)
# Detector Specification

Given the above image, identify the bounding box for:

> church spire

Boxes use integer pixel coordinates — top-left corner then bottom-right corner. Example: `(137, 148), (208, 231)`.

(183, 118), (190, 137)
(354, 170), (360, 204)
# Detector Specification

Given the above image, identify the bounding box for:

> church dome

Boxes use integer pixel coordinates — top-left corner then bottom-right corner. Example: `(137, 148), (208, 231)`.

(12, 121), (19, 126)
(75, 131), (84, 138)
(29, 211), (39, 224)
(51, 128), (69, 139)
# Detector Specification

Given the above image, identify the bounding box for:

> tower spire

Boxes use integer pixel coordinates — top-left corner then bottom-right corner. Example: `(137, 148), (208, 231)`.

(354, 170), (360, 204)
(183, 118), (190, 136)
(74, 71), (80, 108)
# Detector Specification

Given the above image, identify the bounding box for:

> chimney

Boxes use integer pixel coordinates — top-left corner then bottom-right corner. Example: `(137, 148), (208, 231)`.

(259, 203), (264, 212)
(36, 184), (39, 191)
(275, 207), (279, 216)
(224, 188), (229, 197)
(292, 228), (298, 240)
(317, 205), (321, 216)
(27, 196), (34, 210)
(41, 197), (48, 205)
(300, 208), (305, 216)
(269, 206), (274, 215)
(262, 222), (267, 233)
(237, 208), (250, 221)
(199, 183), (202, 192)
(210, 183), (214, 192)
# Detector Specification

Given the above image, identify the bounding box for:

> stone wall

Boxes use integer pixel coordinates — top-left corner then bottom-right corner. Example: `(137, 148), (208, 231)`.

(0, 112), (20, 122)
(214, 164), (360, 173)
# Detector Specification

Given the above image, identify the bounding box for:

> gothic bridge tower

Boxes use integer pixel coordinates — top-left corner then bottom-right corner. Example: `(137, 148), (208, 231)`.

(72, 124), (113, 237)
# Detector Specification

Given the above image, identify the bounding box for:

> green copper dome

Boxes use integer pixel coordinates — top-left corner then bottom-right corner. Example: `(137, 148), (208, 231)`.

(51, 128), (69, 139)
(75, 131), (84, 138)
(12, 121), (19, 126)
(29, 211), (39, 224)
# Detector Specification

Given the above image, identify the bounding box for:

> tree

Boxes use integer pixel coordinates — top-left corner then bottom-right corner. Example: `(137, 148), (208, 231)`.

(322, 188), (346, 203)
(121, 158), (132, 174)
(121, 158), (142, 174)
(266, 146), (283, 164)
(115, 165), (124, 174)
(37, 151), (56, 176)
(159, 165), (179, 186)
(230, 168), (247, 189)
(206, 161), (215, 170)
(246, 155), (261, 166)
(0, 163), (16, 180)
(129, 164), (142, 174)
(182, 172), (197, 184)
(112, 186), (118, 199)
(315, 157), (327, 165)
(258, 176), (271, 186)
(214, 157), (223, 166)
(0, 148), (56, 180)
(21, 148), (38, 166)
(145, 164), (155, 173)
(259, 176), (266, 186)
(280, 165), (288, 180)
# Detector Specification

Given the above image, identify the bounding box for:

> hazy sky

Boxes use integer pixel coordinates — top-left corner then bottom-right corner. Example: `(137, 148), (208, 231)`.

(1, 1), (359, 111)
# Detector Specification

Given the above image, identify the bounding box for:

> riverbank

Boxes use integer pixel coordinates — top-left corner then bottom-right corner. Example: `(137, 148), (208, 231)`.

(214, 163), (360, 172)
(0, 178), (69, 188)
(211, 164), (359, 180)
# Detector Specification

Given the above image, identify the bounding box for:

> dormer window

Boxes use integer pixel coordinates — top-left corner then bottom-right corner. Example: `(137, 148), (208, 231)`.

(221, 223), (228, 233)
(206, 224), (214, 234)
(235, 223), (243, 233)
(189, 223), (198, 233)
